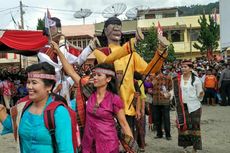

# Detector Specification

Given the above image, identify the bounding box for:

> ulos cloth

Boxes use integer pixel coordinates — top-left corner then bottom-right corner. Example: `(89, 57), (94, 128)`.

(0, 80), (15, 96)
(82, 91), (124, 153)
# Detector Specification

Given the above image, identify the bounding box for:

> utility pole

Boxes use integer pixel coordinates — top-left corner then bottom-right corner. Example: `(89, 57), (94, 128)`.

(19, 0), (26, 69)
(19, 1), (24, 29)
(189, 24), (192, 59)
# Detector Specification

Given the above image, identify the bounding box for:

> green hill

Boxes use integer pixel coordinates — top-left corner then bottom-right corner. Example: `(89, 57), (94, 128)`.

(179, 1), (219, 16)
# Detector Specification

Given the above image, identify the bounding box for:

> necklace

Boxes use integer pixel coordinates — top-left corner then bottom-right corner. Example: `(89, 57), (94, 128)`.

(93, 101), (99, 115)
(93, 91), (106, 114)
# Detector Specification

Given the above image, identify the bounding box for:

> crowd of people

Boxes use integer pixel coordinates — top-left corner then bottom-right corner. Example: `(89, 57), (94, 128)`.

(0, 15), (229, 153)
(162, 58), (230, 106)
(0, 68), (27, 112)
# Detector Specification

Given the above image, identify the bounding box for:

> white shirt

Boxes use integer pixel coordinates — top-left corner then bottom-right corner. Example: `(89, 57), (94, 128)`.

(58, 45), (92, 66)
(181, 75), (203, 113)
(38, 42), (93, 105)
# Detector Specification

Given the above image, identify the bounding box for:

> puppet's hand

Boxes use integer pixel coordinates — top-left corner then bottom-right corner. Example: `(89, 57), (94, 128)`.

(89, 37), (101, 50)
(157, 35), (170, 55)
(135, 27), (144, 42)
(158, 35), (170, 49)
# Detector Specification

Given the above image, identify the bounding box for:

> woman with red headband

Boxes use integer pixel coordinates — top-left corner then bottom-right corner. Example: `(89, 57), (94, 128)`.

(82, 63), (134, 152)
(51, 41), (134, 153)
(0, 62), (73, 153)
(172, 60), (204, 153)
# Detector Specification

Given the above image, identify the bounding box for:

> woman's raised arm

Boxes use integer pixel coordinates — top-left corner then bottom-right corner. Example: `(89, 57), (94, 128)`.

(50, 41), (81, 84)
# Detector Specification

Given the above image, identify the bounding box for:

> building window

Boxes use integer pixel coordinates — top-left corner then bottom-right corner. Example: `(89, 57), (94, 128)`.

(68, 40), (72, 44)
(155, 14), (163, 19)
(82, 40), (87, 48)
(171, 30), (184, 42)
(72, 40), (77, 46)
(163, 13), (175, 18)
(145, 14), (155, 19)
(0, 53), (7, 58)
(190, 29), (200, 41)
(77, 40), (82, 48)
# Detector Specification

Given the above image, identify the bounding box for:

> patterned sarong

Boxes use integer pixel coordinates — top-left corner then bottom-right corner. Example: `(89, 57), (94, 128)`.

(148, 103), (154, 131)
(135, 117), (145, 149)
(178, 106), (202, 150)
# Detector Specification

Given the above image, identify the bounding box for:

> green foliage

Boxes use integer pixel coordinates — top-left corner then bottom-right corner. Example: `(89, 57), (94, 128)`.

(37, 18), (45, 30)
(179, 1), (219, 16)
(136, 24), (158, 63)
(136, 24), (176, 63)
(166, 44), (176, 62)
(193, 13), (220, 54)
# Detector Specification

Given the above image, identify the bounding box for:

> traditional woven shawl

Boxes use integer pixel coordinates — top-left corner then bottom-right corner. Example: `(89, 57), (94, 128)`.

(173, 74), (187, 131)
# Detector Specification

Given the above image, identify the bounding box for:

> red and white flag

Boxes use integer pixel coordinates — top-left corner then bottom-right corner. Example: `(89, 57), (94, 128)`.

(157, 21), (163, 36)
(44, 9), (56, 28)
(211, 8), (218, 23)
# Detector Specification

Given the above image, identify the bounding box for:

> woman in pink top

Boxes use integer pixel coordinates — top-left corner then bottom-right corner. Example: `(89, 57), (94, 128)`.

(82, 63), (133, 153)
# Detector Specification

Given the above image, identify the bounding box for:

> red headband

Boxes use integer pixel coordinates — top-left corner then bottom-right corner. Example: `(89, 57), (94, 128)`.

(28, 73), (56, 82)
(93, 68), (115, 76)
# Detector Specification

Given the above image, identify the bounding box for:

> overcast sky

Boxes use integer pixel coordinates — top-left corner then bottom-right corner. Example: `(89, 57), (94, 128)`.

(0, 0), (218, 30)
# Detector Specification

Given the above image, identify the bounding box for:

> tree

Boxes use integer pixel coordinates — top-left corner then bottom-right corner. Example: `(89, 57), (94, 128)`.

(193, 13), (220, 59)
(136, 24), (158, 63)
(37, 18), (45, 30)
(179, 2), (219, 16)
(166, 44), (176, 62)
(136, 24), (175, 63)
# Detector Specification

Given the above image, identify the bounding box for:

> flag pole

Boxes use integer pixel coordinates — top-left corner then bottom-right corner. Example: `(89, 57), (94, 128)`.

(48, 24), (52, 43)
(44, 9), (53, 43)
(46, 9), (52, 43)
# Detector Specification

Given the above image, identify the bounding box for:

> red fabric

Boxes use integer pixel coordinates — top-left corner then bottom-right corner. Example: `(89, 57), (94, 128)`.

(207, 49), (213, 60)
(39, 46), (58, 63)
(69, 45), (81, 57)
(177, 74), (187, 131)
(1, 80), (16, 96)
(0, 30), (48, 52)
(148, 105), (153, 125)
(157, 21), (163, 36)
(98, 47), (111, 56)
(14, 53), (17, 59)
(75, 78), (87, 127)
